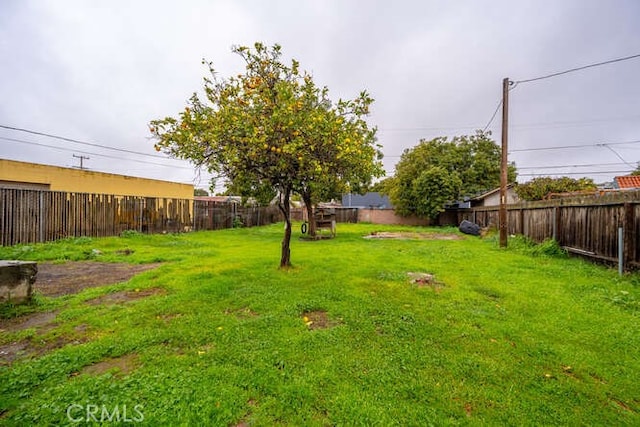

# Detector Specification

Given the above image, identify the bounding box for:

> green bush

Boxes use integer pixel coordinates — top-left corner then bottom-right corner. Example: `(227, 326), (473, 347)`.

(120, 229), (142, 238)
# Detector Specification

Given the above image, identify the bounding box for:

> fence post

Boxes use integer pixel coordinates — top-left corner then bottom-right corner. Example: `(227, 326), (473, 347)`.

(624, 203), (634, 270)
(139, 198), (143, 233)
(618, 227), (624, 276)
(38, 191), (45, 243)
(552, 207), (558, 242)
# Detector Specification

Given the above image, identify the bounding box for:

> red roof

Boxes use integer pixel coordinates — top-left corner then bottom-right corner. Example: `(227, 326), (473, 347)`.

(615, 176), (640, 189)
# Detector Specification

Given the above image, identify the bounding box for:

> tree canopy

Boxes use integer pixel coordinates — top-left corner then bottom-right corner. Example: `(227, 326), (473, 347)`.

(385, 131), (516, 219)
(150, 42), (383, 267)
(514, 176), (597, 201)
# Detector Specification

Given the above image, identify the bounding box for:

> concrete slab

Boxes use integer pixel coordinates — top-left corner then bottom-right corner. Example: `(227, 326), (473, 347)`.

(0, 261), (38, 304)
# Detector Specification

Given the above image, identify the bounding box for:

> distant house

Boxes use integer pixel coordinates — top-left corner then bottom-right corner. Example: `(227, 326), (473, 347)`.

(342, 192), (392, 209)
(469, 184), (519, 207)
(195, 195), (242, 204)
(615, 176), (640, 190)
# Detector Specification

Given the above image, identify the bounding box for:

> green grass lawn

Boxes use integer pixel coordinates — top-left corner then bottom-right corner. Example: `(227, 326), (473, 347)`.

(1, 223), (639, 425)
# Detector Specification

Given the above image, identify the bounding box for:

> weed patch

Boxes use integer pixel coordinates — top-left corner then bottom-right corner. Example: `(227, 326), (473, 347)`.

(80, 353), (140, 377)
(302, 310), (340, 330)
(0, 223), (638, 425)
(84, 287), (166, 305)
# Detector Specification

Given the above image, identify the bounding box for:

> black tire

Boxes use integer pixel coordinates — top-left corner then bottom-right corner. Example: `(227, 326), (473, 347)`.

(301, 222), (308, 234)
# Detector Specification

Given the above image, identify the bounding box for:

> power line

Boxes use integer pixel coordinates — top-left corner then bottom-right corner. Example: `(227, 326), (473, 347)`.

(517, 162), (630, 170)
(378, 126), (477, 132)
(1, 135), (214, 185)
(519, 170), (632, 177)
(0, 136), (195, 170)
(511, 114), (640, 130)
(599, 144), (635, 168)
(482, 99), (502, 132)
(509, 139), (640, 153)
(0, 124), (169, 159)
(515, 53), (640, 84)
(383, 140), (640, 159)
(380, 113), (640, 134)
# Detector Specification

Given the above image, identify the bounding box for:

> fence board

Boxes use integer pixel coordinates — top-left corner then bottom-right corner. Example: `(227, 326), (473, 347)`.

(460, 198), (640, 270)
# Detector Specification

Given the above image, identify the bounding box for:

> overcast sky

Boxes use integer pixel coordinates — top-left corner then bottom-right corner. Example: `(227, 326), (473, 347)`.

(1, 0), (639, 192)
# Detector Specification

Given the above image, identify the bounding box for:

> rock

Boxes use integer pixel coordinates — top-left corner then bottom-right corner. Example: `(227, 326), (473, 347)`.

(459, 220), (481, 236)
(407, 272), (435, 284)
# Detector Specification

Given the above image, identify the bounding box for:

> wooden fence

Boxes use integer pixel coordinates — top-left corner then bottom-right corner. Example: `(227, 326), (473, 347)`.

(193, 200), (281, 230)
(1, 189), (193, 246)
(290, 207), (359, 223)
(0, 189), (283, 246)
(459, 191), (640, 270)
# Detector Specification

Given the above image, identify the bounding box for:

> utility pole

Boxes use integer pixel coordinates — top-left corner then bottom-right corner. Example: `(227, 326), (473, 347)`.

(499, 77), (510, 248)
(72, 154), (89, 170)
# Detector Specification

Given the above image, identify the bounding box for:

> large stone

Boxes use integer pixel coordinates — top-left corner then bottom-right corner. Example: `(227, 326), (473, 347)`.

(459, 220), (481, 236)
(0, 261), (38, 304)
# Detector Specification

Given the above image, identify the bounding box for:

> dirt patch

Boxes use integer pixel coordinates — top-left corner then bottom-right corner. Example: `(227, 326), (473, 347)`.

(35, 261), (161, 297)
(0, 262), (162, 365)
(224, 307), (259, 318)
(0, 309), (89, 365)
(0, 310), (59, 333)
(0, 341), (31, 365)
(0, 335), (87, 366)
(302, 310), (340, 330)
(85, 287), (166, 306)
(80, 353), (140, 377)
(364, 231), (462, 240)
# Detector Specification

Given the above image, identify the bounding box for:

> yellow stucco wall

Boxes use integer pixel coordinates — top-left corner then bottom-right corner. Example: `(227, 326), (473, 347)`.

(0, 159), (193, 199)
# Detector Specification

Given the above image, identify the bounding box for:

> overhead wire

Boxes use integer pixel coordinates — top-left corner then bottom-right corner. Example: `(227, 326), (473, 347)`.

(514, 53), (640, 85)
(0, 124), (170, 159)
(0, 136), (195, 170)
(509, 139), (640, 153)
(482, 99), (502, 132)
(519, 170), (632, 177)
(599, 144), (636, 168)
(517, 162), (630, 170)
(379, 113), (640, 134)
(0, 135), (217, 186)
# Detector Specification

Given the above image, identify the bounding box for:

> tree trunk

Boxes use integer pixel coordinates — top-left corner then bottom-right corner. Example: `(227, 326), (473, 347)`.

(302, 191), (316, 237)
(277, 186), (292, 268)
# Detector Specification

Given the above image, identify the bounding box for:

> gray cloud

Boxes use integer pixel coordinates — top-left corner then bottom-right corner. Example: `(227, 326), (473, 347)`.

(1, 0), (639, 189)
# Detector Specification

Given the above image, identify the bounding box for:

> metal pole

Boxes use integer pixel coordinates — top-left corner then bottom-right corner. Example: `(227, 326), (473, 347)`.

(618, 227), (624, 276)
(499, 77), (510, 248)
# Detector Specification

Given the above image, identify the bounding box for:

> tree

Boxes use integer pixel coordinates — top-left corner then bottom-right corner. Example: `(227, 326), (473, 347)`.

(411, 166), (462, 219)
(387, 131), (516, 219)
(630, 163), (640, 176)
(194, 188), (209, 196)
(150, 43), (382, 268)
(369, 177), (394, 194)
(515, 176), (596, 201)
